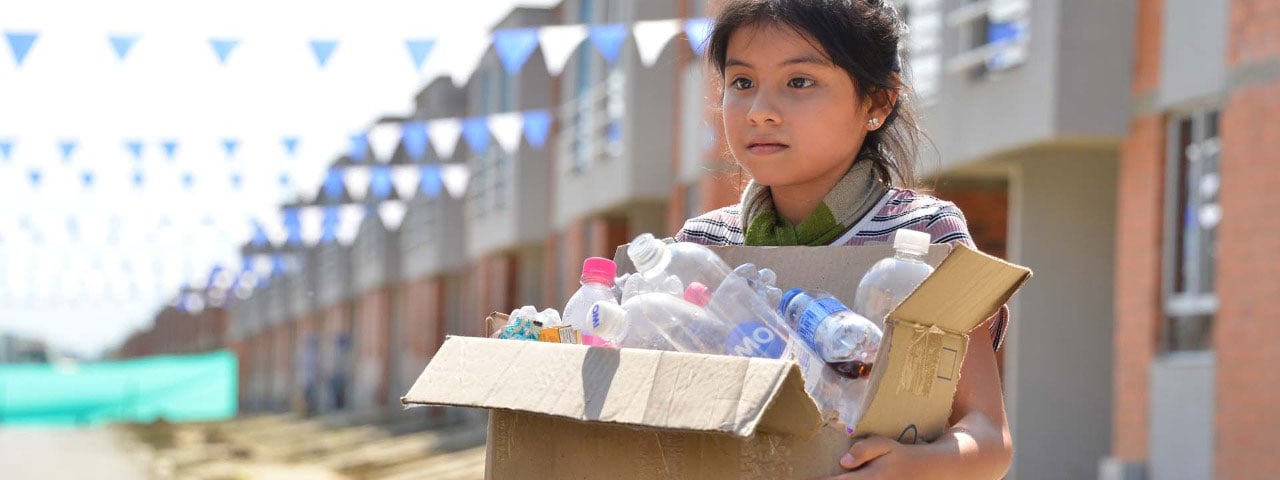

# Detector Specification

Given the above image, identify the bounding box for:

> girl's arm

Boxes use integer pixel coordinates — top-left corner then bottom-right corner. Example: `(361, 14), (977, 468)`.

(828, 318), (1013, 479)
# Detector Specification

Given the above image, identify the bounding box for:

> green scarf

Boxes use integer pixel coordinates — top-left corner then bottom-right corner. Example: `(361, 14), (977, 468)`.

(741, 160), (889, 246)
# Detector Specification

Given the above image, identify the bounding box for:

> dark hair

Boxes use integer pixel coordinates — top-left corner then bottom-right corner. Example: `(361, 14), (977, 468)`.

(708, 0), (926, 188)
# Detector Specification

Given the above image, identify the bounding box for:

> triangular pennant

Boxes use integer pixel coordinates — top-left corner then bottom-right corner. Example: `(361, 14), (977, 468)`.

(108, 34), (138, 61)
(348, 133), (369, 162)
(685, 18), (713, 55)
(182, 171), (195, 189)
(27, 169), (41, 187)
(58, 140), (77, 162)
(299, 206), (324, 245)
(401, 122), (427, 161)
(419, 165), (443, 199)
(537, 24), (588, 76)
(368, 122), (402, 163)
(344, 166), (372, 200)
(588, 24), (629, 64)
(309, 39), (338, 68)
(282, 207), (303, 246)
(488, 112), (525, 154)
(441, 164), (470, 199)
(0, 139), (13, 160)
(221, 138), (239, 158)
(633, 19), (681, 67)
(461, 117), (490, 155)
(161, 139), (179, 161)
(369, 166), (394, 200)
(446, 33), (492, 87)
(209, 38), (240, 65)
(427, 118), (463, 159)
(493, 28), (541, 75)
(272, 255), (289, 276)
(522, 110), (553, 149)
(230, 171), (243, 190)
(377, 201), (408, 230)
(5, 32), (38, 67)
(125, 140), (143, 160)
(81, 170), (94, 188)
(337, 204), (366, 245)
(405, 38), (436, 71)
(282, 136), (300, 156)
(322, 168), (345, 201)
(391, 165), (420, 200)
(132, 169), (144, 188)
(279, 172), (292, 188)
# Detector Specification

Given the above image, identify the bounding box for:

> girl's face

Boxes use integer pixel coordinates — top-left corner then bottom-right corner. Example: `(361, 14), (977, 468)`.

(722, 23), (885, 190)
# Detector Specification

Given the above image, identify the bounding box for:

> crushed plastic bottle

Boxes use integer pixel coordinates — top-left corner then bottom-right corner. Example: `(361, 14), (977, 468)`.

(590, 293), (715, 352)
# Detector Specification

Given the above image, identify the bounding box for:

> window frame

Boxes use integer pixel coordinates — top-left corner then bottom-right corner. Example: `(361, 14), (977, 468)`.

(1160, 107), (1222, 352)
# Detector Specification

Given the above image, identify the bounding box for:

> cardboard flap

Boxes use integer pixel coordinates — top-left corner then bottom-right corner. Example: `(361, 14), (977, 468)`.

(889, 243), (1032, 333)
(402, 336), (822, 438)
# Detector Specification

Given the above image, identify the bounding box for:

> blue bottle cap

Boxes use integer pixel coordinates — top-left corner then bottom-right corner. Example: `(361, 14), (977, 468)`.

(778, 288), (805, 315)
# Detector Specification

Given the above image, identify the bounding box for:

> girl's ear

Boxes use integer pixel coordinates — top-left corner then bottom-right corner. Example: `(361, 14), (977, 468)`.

(866, 87), (899, 126)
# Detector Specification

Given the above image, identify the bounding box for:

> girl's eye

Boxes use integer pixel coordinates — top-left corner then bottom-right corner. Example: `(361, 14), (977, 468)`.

(731, 77), (754, 90)
(788, 77), (814, 88)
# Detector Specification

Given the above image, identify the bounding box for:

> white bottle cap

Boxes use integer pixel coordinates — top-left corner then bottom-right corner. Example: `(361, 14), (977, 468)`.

(627, 233), (669, 274)
(892, 229), (931, 256)
(590, 301), (627, 333)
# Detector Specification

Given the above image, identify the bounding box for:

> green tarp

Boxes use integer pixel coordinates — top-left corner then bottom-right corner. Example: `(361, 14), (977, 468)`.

(0, 350), (237, 425)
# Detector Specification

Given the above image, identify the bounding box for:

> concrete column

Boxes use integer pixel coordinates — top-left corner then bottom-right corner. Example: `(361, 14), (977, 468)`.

(1006, 148), (1117, 479)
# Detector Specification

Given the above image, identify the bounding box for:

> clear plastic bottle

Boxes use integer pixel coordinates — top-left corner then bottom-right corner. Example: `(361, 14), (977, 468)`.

(562, 257), (618, 334)
(590, 293), (714, 352)
(620, 271), (683, 303)
(853, 229), (936, 328)
(778, 289), (882, 379)
(703, 273), (790, 358)
(626, 233), (731, 295)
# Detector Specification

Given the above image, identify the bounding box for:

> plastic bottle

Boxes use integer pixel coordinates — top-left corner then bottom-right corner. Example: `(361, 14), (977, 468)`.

(778, 289), (882, 379)
(853, 229), (936, 328)
(562, 257), (619, 335)
(590, 293), (715, 352)
(626, 233), (731, 296)
(620, 272), (683, 303)
(702, 273), (790, 359)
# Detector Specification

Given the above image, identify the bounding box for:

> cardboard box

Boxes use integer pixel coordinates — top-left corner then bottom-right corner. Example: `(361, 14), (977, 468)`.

(403, 243), (1030, 478)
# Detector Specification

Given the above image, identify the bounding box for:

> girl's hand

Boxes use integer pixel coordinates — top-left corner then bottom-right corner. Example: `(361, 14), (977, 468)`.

(819, 436), (932, 479)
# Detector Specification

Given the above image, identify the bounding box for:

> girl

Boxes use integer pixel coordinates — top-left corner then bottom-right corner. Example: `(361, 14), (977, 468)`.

(676, 0), (1013, 478)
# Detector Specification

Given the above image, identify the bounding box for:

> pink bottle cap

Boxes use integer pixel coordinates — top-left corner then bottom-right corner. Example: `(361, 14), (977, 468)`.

(580, 257), (617, 286)
(684, 282), (711, 307)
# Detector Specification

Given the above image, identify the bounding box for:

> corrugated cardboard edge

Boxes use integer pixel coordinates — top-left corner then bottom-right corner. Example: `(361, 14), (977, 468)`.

(853, 243), (1032, 442)
(401, 335), (823, 439)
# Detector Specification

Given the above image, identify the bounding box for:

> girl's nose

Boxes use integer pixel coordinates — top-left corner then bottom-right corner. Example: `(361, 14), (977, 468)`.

(747, 91), (781, 126)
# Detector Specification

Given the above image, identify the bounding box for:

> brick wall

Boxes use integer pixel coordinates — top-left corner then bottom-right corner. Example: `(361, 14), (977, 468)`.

(1217, 2), (1280, 471)
(1114, 114), (1165, 462)
(1110, 0), (1167, 463)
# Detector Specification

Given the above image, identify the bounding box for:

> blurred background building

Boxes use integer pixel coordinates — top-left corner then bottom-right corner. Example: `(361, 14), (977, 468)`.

(25, 0), (1279, 478)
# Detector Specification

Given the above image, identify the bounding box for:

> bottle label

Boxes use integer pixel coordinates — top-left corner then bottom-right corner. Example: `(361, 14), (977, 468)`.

(725, 322), (786, 358)
(796, 298), (851, 345)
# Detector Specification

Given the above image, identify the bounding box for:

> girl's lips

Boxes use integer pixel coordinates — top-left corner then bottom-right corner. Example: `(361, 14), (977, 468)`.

(747, 143), (789, 155)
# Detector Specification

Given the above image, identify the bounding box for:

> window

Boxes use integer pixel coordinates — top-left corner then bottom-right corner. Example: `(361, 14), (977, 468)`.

(494, 151), (510, 211)
(468, 154), (489, 219)
(570, 0), (609, 175)
(1162, 109), (1221, 351)
(900, 0), (943, 102)
(945, 0), (1029, 77)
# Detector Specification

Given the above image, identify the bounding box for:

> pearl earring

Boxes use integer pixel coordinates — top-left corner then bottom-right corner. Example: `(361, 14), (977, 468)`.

(868, 118), (880, 129)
